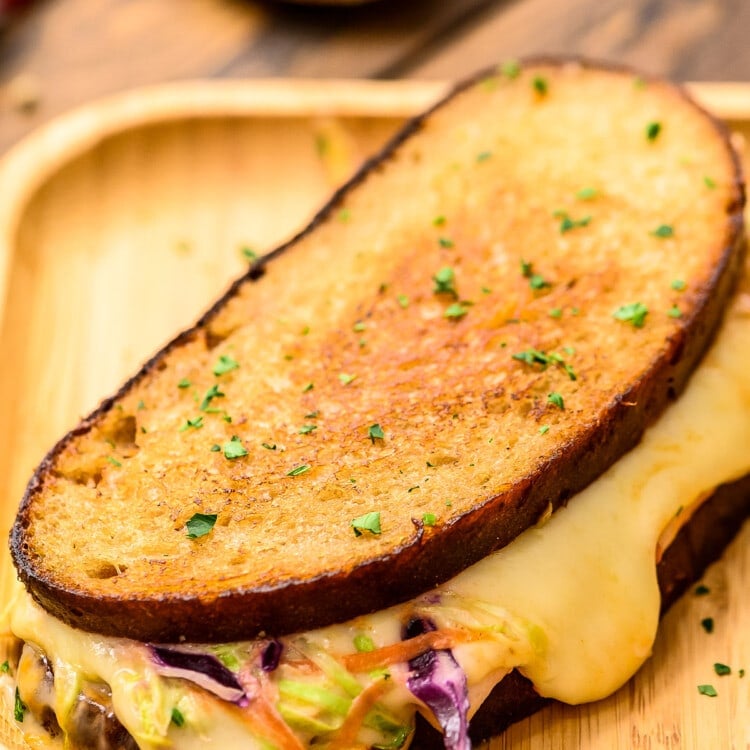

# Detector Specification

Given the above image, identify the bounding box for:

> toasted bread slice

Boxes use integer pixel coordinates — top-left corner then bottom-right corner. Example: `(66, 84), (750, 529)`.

(11, 60), (745, 642)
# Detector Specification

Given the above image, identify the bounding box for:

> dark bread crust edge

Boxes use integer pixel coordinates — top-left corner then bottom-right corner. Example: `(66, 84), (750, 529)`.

(9, 57), (748, 642)
(412, 475), (750, 748)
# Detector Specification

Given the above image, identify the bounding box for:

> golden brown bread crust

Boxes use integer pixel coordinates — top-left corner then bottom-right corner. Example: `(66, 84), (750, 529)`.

(411, 475), (750, 748)
(10, 58), (747, 642)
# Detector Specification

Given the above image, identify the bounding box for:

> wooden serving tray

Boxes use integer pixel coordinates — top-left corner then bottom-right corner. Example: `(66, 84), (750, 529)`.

(0, 79), (747, 750)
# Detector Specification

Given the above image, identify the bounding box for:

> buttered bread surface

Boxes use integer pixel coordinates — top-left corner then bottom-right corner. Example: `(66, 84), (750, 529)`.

(12, 62), (745, 641)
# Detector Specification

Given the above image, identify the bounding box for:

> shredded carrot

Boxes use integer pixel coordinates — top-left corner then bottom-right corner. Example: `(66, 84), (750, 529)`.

(341, 627), (474, 673)
(326, 677), (391, 750)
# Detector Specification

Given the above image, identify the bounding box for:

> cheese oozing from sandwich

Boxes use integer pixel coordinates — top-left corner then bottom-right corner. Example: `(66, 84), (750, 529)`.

(4, 288), (750, 748)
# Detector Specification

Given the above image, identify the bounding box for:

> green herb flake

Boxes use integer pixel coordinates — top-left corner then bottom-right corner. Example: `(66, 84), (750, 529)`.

(576, 187), (598, 200)
(433, 215), (446, 226)
(532, 76), (548, 95)
(438, 237), (455, 249)
(302, 382), (314, 393)
(671, 279), (686, 291)
(668, 305), (682, 319)
(646, 121), (662, 141)
(539, 425), (550, 435)
(555, 211), (592, 233)
(422, 512), (437, 527)
(695, 584), (711, 596)
(351, 511), (382, 537)
(180, 416), (204, 432)
(287, 464), (311, 477)
(529, 273), (550, 290)
(651, 224), (674, 238)
(241, 246), (258, 262)
(444, 303), (468, 319)
(14, 687), (26, 722)
(210, 444), (221, 452)
(213, 354), (239, 376)
(354, 634), (376, 653)
(549, 307), (563, 319)
(305, 411), (320, 419)
(520, 259), (533, 278)
(261, 442), (277, 451)
(739, 669), (746, 678)
(701, 617), (715, 634)
(177, 378), (191, 389)
(714, 663), (731, 676)
(200, 384), (225, 411)
(368, 423), (385, 443)
(433, 266), (457, 296)
(339, 373), (356, 385)
(299, 424), (318, 435)
(0, 661), (9, 674)
(613, 302), (649, 328)
(137, 400), (146, 410)
(548, 392), (565, 410)
(397, 294), (410, 309)
(501, 59), (521, 79)
(476, 151), (492, 163)
(338, 208), (351, 223)
(512, 348), (576, 380)
(697, 684), (717, 697)
(704, 176), (717, 189)
(186, 513), (217, 539)
(171, 707), (186, 728)
(107, 456), (122, 468)
(223, 436), (248, 460)
(353, 321), (366, 333)
(301, 325), (310, 336)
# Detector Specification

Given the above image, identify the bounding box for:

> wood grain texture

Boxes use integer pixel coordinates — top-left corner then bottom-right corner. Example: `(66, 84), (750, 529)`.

(0, 79), (747, 749)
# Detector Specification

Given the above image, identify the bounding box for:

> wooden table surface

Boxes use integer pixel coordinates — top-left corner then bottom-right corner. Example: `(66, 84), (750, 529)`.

(0, 0), (749, 156)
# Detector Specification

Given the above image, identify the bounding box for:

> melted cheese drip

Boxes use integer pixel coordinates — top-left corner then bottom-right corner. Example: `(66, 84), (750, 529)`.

(6, 295), (750, 747)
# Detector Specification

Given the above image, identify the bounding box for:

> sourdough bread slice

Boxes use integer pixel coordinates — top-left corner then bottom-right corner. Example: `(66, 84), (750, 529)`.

(11, 59), (745, 642)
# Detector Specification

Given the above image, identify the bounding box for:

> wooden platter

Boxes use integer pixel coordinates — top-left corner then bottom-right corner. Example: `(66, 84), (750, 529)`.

(0, 79), (747, 749)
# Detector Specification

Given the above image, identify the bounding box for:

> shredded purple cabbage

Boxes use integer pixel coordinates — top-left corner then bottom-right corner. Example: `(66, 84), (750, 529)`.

(260, 639), (283, 672)
(404, 617), (471, 750)
(150, 646), (245, 704)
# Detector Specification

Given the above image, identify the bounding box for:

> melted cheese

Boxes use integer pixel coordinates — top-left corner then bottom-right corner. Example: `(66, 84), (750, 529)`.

(6, 294), (750, 747)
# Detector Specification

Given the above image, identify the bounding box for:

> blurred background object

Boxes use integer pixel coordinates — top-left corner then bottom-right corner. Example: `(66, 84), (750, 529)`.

(0, 0), (748, 154)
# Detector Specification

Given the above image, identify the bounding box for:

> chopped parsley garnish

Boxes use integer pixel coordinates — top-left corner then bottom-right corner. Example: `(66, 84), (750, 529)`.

(106, 456), (122, 468)
(554, 210), (591, 233)
(180, 416), (204, 432)
(368, 423), (385, 443)
(339, 373), (356, 385)
(241, 246), (257, 261)
(433, 215), (446, 226)
(740, 669), (746, 678)
(302, 382), (314, 393)
(668, 305), (682, 319)
(287, 464), (311, 477)
(512, 348), (577, 380)
(532, 76), (547, 95)
(338, 208), (351, 223)
(353, 321), (366, 332)
(354, 634), (376, 653)
(210, 444), (221, 452)
(645, 121), (662, 140)
(171, 707), (186, 727)
(305, 411), (320, 419)
(481, 286), (492, 295)
(576, 187), (598, 200)
(444, 302), (468, 319)
(701, 617), (714, 634)
(422, 512), (437, 527)
(651, 224), (674, 238)
(0, 661), (9, 673)
(520, 259), (533, 277)
(697, 684), (717, 697)
(137, 400), (146, 410)
(539, 425), (550, 435)
(547, 392), (564, 410)
(213, 354), (239, 376)
(613, 302), (649, 328)
(186, 513), (217, 539)
(714, 663), (731, 676)
(299, 424), (318, 434)
(433, 266), (457, 296)
(351, 511), (382, 536)
(671, 279), (686, 291)
(177, 378), (191, 389)
(704, 176), (717, 189)
(476, 151), (492, 162)
(223, 436), (248, 460)
(695, 584), (710, 596)
(261, 442), (277, 451)
(549, 307), (563, 319)
(438, 237), (454, 249)
(200, 384), (225, 411)
(529, 273), (550, 290)
(501, 59), (521, 79)
(14, 687), (26, 722)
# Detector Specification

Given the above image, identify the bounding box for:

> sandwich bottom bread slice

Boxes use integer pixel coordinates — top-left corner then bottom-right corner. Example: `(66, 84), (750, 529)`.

(1, 59), (748, 748)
